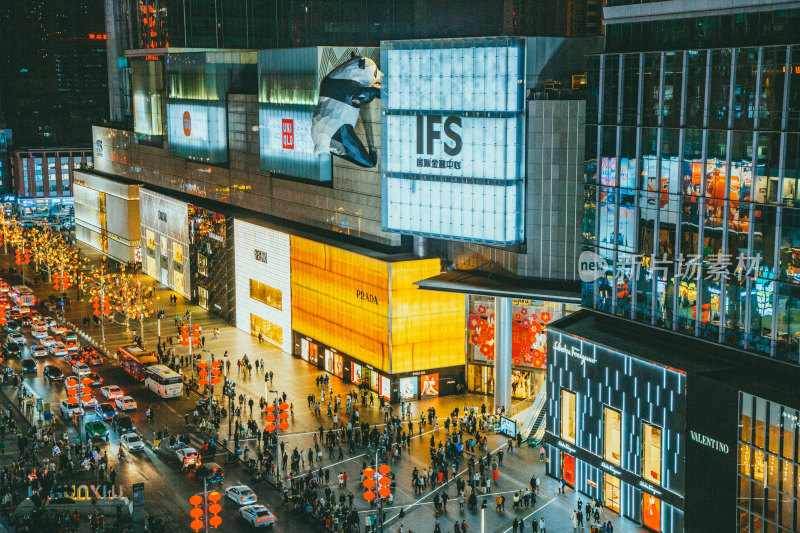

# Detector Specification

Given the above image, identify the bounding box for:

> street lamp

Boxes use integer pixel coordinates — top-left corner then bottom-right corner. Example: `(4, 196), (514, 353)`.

(481, 499), (487, 533)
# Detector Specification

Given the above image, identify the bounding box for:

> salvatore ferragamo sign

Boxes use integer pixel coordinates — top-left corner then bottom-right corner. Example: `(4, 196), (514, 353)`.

(552, 339), (596, 364)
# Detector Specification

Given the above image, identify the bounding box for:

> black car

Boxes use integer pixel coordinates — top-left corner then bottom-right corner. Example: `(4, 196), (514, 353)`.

(112, 414), (135, 433)
(21, 359), (36, 374)
(195, 462), (224, 484)
(44, 365), (63, 381)
(3, 342), (21, 357)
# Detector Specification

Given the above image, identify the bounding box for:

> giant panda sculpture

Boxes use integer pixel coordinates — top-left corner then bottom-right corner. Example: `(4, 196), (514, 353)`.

(311, 52), (382, 168)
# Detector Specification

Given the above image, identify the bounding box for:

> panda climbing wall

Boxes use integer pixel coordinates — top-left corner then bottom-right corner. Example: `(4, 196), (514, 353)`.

(311, 53), (383, 168)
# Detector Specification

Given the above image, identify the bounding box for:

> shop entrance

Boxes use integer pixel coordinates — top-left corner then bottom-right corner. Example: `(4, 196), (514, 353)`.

(161, 267), (169, 285)
(562, 453), (575, 487)
(642, 493), (661, 532)
(467, 364), (494, 396)
(198, 287), (208, 310)
(603, 474), (621, 514)
(361, 366), (379, 393)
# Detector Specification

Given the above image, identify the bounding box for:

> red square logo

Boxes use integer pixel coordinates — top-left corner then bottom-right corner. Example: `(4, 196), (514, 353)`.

(281, 119), (294, 149)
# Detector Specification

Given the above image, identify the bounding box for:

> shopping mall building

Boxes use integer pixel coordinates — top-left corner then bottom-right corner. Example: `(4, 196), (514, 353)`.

(80, 36), (597, 408)
(542, 1), (800, 532)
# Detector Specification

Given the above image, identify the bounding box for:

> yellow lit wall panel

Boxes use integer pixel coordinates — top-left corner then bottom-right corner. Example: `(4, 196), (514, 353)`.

(390, 261), (465, 374)
(291, 235), (466, 376)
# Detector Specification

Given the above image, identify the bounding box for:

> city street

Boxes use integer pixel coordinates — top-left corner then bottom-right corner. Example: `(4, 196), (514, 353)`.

(0, 245), (646, 533)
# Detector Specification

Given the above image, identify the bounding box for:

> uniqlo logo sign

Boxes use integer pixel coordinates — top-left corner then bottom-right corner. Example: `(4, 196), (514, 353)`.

(281, 119), (294, 149)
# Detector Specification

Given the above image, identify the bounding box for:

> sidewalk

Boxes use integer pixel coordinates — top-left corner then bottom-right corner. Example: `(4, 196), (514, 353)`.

(0, 245), (648, 533)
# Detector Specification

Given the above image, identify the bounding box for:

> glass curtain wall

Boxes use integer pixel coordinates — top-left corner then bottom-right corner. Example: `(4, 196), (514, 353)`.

(585, 44), (800, 364)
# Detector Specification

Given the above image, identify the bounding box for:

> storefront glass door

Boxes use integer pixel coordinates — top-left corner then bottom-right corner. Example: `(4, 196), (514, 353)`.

(198, 287), (208, 309)
(562, 453), (575, 486)
(642, 494), (661, 532)
(603, 474), (621, 514)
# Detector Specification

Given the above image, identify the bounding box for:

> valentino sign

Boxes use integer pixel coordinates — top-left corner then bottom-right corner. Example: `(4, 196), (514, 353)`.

(689, 430), (730, 454)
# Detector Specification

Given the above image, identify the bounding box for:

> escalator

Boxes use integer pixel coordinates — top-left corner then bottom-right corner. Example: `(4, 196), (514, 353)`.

(510, 384), (547, 445)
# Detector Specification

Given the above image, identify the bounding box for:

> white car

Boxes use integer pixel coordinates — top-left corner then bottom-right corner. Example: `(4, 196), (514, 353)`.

(50, 342), (68, 357)
(7, 332), (25, 345)
(43, 317), (57, 327)
(100, 385), (123, 400)
(50, 324), (68, 336)
(31, 327), (48, 339)
(41, 336), (56, 347)
(72, 362), (90, 376)
(120, 432), (145, 452)
(80, 393), (98, 408)
(176, 447), (200, 467)
(60, 399), (84, 420)
(115, 396), (137, 411)
(239, 505), (276, 528)
(30, 344), (48, 358)
(226, 485), (257, 505)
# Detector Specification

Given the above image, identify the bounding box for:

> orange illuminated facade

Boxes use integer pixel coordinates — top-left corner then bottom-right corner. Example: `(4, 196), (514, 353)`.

(290, 236), (465, 400)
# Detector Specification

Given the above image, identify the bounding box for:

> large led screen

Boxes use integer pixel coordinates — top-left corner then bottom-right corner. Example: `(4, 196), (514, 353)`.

(258, 47), (380, 182)
(167, 100), (227, 162)
(381, 37), (526, 244)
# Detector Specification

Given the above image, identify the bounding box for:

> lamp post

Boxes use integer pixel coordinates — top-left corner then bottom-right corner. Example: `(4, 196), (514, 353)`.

(481, 499), (487, 533)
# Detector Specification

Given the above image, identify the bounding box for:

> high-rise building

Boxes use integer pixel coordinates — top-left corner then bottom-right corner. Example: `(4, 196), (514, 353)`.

(545, 1), (800, 532)
(0, 0), (108, 147)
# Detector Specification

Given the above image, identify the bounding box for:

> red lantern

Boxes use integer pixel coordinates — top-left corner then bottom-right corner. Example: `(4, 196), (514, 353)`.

(278, 422), (289, 430)
(363, 491), (376, 502)
(378, 464), (391, 475)
(378, 486), (391, 498)
(363, 478), (375, 489)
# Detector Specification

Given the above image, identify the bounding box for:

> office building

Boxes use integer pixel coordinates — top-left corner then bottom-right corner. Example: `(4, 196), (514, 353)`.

(11, 148), (92, 222)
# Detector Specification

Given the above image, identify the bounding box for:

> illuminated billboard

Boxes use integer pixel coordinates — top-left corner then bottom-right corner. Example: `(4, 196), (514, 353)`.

(258, 47), (380, 181)
(381, 37), (527, 244)
(166, 51), (257, 163)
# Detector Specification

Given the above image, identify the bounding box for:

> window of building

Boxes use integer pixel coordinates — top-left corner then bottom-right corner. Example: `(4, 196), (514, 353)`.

(22, 159), (28, 195)
(197, 254), (208, 276)
(173, 246), (183, 265)
(146, 230), (155, 250)
(561, 389), (576, 444)
(604, 407), (622, 465)
(249, 279), (282, 311)
(642, 422), (662, 485)
(159, 236), (167, 256)
(250, 313), (282, 348)
(173, 270), (183, 291)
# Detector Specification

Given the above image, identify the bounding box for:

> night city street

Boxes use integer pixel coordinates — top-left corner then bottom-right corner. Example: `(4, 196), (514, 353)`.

(2, 1), (800, 533)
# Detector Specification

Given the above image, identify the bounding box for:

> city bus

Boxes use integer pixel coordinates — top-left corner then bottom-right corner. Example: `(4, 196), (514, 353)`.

(144, 365), (183, 399)
(117, 345), (157, 382)
(10, 285), (35, 307)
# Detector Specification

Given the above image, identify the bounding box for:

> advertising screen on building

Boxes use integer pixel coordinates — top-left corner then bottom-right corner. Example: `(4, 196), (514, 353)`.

(258, 47), (380, 182)
(399, 377), (418, 400)
(421, 373), (439, 397)
(381, 37), (526, 244)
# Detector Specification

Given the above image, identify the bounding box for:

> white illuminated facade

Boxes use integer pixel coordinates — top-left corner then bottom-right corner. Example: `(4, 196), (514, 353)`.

(233, 220), (292, 353)
(381, 37), (527, 244)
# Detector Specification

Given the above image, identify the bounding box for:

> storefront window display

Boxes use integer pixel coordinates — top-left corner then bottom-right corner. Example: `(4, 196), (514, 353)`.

(467, 296), (579, 398)
(605, 407), (622, 465)
(421, 374), (439, 397)
(643, 423), (663, 486)
(561, 389), (576, 444)
(399, 377), (418, 400)
(250, 314), (283, 348)
(738, 392), (800, 532)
